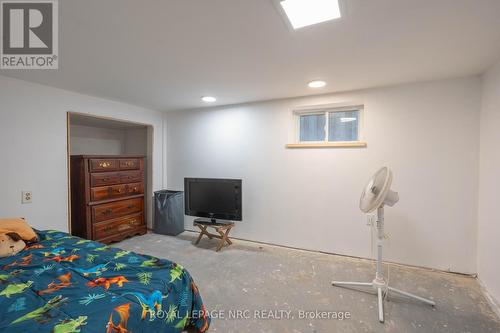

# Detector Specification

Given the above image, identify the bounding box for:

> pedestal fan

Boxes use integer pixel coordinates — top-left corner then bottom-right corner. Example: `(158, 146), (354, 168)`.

(332, 167), (435, 323)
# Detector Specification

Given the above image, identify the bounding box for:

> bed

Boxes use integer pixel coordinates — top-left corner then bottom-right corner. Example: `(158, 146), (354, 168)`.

(0, 230), (210, 333)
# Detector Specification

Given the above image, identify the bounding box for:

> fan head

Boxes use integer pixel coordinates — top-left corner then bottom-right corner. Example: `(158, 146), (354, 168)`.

(360, 167), (399, 213)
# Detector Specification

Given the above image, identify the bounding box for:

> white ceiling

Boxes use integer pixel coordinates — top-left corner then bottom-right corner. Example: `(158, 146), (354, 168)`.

(2, 0), (500, 111)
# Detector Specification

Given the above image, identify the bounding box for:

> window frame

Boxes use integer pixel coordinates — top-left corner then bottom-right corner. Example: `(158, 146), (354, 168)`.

(294, 104), (364, 144)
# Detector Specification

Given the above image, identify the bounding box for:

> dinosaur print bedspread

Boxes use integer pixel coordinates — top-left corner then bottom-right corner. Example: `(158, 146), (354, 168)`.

(0, 230), (210, 333)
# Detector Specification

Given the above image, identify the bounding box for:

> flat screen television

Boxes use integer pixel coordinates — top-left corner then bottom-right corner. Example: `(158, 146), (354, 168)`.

(184, 178), (242, 222)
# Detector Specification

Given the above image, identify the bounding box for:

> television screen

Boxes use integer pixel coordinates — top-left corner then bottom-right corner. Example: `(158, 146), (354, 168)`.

(184, 178), (242, 221)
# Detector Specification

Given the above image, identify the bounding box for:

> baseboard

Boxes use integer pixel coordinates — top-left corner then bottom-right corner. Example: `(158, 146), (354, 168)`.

(478, 278), (500, 320)
(181, 228), (475, 278)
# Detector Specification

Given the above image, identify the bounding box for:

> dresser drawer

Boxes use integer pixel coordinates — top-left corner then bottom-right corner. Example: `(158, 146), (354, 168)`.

(89, 159), (119, 172)
(120, 158), (140, 170)
(91, 184), (127, 202)
(125, 182), (144, 196)
(91, 182), (143, 201)
(92, 198), (143, 223)
(119, 171), (143, 184)
(90, 172), (121, 187)
(90, 171), (142, 187)
(93, 213), (144, 240)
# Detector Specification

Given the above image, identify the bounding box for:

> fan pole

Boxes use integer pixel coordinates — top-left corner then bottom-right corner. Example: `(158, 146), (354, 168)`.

(373, 207), (386, 323)
(375, 207), (384, 284)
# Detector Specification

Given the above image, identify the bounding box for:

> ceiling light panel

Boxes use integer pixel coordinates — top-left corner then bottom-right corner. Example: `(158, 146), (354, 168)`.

(280, 0), (341, 29)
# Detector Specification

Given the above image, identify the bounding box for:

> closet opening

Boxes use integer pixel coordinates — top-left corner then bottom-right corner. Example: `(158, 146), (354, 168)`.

(66, 112), (154, 240)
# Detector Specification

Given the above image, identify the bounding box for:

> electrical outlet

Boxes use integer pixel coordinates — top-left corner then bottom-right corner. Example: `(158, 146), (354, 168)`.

(22, 191), (32, 204)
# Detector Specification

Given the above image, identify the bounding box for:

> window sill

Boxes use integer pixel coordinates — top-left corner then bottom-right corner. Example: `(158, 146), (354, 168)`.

(285, 141), (367, 149)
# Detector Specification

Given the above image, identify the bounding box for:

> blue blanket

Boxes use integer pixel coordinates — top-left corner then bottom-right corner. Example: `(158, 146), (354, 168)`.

(0, 230), (210, 333)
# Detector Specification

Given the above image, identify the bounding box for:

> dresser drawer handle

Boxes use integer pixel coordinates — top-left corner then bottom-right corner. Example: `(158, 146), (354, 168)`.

(102, 209), (113, 215)
(124, 161), (135, 167)
(127, 205), (134, 209)
(118, 225), (132, 231)
(99, 162), (111, 168)
(106, 187), (122, 195)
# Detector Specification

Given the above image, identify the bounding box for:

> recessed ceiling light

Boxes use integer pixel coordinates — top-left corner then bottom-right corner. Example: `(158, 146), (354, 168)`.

(201, 96), (217, 103)
(280, 0), (341, 30)
(308, 80), (326, 88)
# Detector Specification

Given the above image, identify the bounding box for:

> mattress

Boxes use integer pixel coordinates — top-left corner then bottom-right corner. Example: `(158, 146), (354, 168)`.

(0, 230), (210, 333)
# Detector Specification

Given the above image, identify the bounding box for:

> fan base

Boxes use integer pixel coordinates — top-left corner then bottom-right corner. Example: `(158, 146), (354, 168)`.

(331, 280), (435, 323)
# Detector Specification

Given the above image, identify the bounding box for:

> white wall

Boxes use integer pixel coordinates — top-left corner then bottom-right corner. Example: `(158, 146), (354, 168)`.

(0, 73), (486, 275)
(166, 77), (481, 274)
(123, 128), (152, 227)
(478, 59), (500, 308)
(124, 128), (148, 154)
(0, 75), (164, 232)
(70, 125), (125, 155)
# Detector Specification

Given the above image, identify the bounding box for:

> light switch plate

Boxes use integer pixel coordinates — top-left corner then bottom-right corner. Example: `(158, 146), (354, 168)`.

(22, 191), (32, 204)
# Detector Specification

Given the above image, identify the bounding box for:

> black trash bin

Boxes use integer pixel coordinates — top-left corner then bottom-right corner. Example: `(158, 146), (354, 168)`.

(154, 190), (184, 236)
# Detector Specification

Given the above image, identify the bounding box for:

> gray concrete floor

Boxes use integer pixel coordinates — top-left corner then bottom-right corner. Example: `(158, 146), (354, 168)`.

(115, 232), (500, 333)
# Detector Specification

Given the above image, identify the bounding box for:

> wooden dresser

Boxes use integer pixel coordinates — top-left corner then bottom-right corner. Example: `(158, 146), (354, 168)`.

(70, 155), (147, 243)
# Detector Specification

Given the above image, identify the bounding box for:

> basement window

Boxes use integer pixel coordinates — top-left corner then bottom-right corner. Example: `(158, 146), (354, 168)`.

(287, 105), (366, 148)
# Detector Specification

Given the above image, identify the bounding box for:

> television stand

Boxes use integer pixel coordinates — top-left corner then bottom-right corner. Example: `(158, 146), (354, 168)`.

(193, 218), (235, 252)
